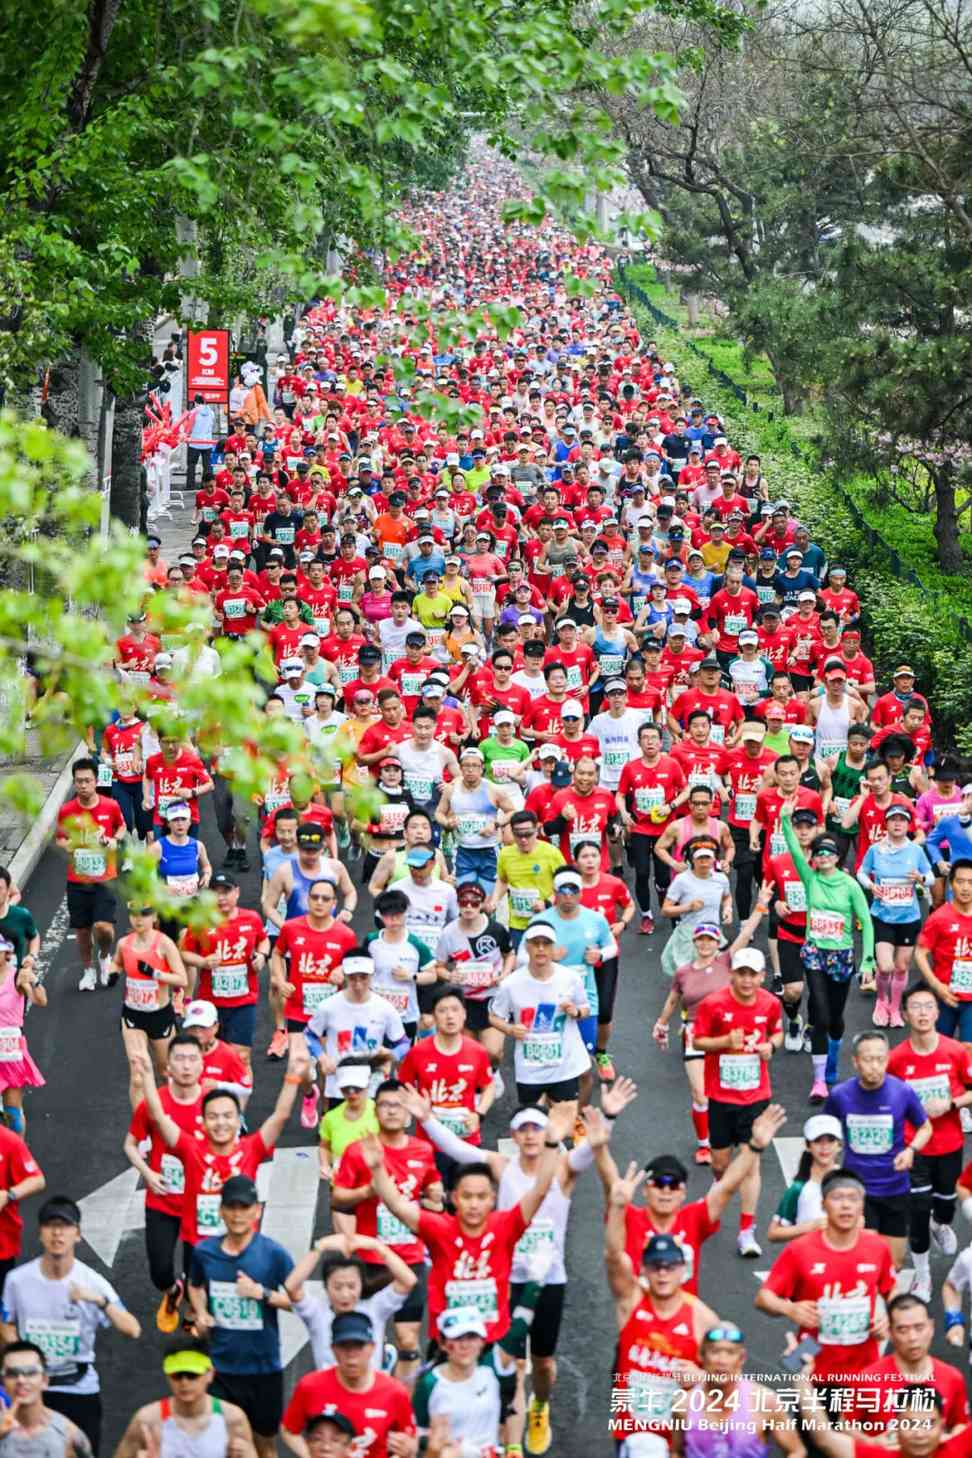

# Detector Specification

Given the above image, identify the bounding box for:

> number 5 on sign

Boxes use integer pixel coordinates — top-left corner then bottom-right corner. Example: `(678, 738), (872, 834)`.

(187, 330), (230, 405)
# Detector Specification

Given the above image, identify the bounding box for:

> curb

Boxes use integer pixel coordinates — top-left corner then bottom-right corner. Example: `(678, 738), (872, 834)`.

(8, 740), (86, 889)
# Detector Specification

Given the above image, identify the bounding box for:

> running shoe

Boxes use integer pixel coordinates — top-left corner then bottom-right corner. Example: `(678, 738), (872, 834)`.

(931, 1219), (958, 1256)
(872, 1000), (890, 1027)
(223, 848), (240, 868)
(267, 1028), (288, 1060)
(639, 913), (654, 936)
(694, 1145), (712, 1165)
(595, 1051), (615, 1083)
(492, 1068), (505, 1100)
(888, 1008), (904, 1029)
(526, 1400), (552, 1456)
(156, 1279), (184, 1334)
(963, 1106), (972, 1134)
(736, 1229), (762, 1259)
(802, 1028), (813, 1054)
(784, 1018), (803, 1053)
(910, 1272), (932, 1304)
(79, 968), (97, 991)
(236, 849), (250, 872)
(98, 955), (113, 988)
(300, 1085), (320, 1129)
(809, 1079), (828, 1105)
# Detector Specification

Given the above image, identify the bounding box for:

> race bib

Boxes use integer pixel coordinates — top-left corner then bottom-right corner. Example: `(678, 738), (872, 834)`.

(403, 772), (434, 801)
(809, 909), (846, 941)
(229, 520), (249, 540)
(510, 888), (539, 918)
(952, 960), (972, 994)
(718, 1053), (760, 1092)
(570, 830), (601, 855)
(724, 614), (747, 637)
(708, 724), (725, 746)
(0, 1027), (21, 1062)
(377, 985), (411, 1014)
(376, 1202), (414, 1245)
(209, 1280), (263, 1331)
(845, 1112), (893, 1155)
(604, 748), (630, 769)
(166, 874), (199, 898)
(833, 796), (852, 818)
(313, 615), (331, 636)
(634, 786), (663, 813)
(337, 584), (354, 602)
(877, 879), (912, 905)
(383, 541), (404, 562)
(274, 526), (295, 545)
(432, 1105), (470, 1137)
(125, 977), (159, 1011)
(817, 739), (845, 762)
(523, 1032), (562, 1066)
(818, 1295), (871, 1346)
(514, 1217), (557, 1261)
(411, 924), (442, 956)
(734, 792), (756, 823)
(783, 880), (807, 913)
(302, 980), (337, 1015)
(115, 752), (137, 777)
(196, 1193), (226, 1235)
(161, 1152), (185, 1194)
(212, 964), (249, 999)
(459, 959), (498, 990)
(564, 664), (583, 691)
(96, 762), (114, 788)
(337, 660), (357, 683)
(446, 1277), (498, 1325)
(769, 831), (786, 859)
(25, 1319), (82, 1365)
(223, 598), (247, 620)
(456, 813), (490, 841)
(400, 672), (424, 698)
(911, 1075), (951, 1110)
(598, 653), (624, 677)
(73, 848), (106, 878)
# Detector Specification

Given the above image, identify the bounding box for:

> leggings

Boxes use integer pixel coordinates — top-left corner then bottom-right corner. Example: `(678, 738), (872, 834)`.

(628, 834), (671, 916)
(145, 1205), (194, 1292)
(909, 1149), (963, 1254)
(806, 966), (852, 1054)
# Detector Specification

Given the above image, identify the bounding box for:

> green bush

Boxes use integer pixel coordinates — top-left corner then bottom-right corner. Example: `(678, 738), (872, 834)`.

(618, 267), (972, 747)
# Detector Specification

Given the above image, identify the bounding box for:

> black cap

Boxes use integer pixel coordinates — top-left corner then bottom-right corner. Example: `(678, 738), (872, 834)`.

(38, 1196), (81, 1227)
(813, 836), (841, 857)
(644, 1153), (688, 1182)
(358, 645), (381, 663)
(210, 873), (238, 890)
(220, 1175), (260, 1206)
(331, 1311), (374, 1345)
(306, 1412), (356, 1439)
(699, 655), (722, 670)
(296, 822), (325, 845)
(791, 808), (819, 826)
(642, 1233), (687, 1267)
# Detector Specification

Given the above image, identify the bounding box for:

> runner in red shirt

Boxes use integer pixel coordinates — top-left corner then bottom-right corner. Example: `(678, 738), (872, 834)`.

(916, 862), (972, 1042)
(282, 1345), (415, 1458)
(0, 1123), (44, 1288)
(757, 1169), (896, 1383)
(359, 1102), (573, 1343)
(720, 723), (776, 918)
(143, 738), (213, 835)
(693, 954), (782, 1255)
(131, 1043), (308, 1246)
(397, 995), (492, 1148)
(544, 758), (618, 870)
(125, 1032), (204, 1326)
(214, 568), (266, 638)
(842, 760), (914, 869)
(114, 619), (161, 682)
(751, 760), (824, 875)
(616, 723), (689, 934)
(55, 758), (127, 990)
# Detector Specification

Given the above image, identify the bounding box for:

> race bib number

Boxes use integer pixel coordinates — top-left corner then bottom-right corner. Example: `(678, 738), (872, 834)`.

(196, 1193), (226, 1235)
(833, 796), (852, 818)
(564, 664), (583, 691)
(223, 598), (247, 620)
(404, 773), (434, 801)
(911, 1075), (951, 1110)
(599, 653), (624, 677)
(817, 739), (845, 762)
(377, 985), (411, 1014)
(877, 879), (912, 905)
(337, 660), (357, 683)
(456, 813), (489, 841)
(459, 960), (497, 990)
(708, 724), (725, 746)
(783, 880), (807, 913)
(209, 1280), (263, 1331)
(0, 1027), (20, 1062)
(302, 980), (337, 1015)
(818, 1296), (871, 1346)
(604, 748), (630, 770)
(115, 752), (136, 777)
(432, 1105), (470, 1137)
(160, 1152), (185, 1194)
(229, 520), (248, 540)
(125, 977), (159, 1011)
(845, 1113), (893, 1155)
(400, 672), (424, 699)
(809, 909), (846, 941)
(212, 964), (249, 999)
(733, 792), (756, 823)
(73, 848), (106, 878)
(446, 1278), (498, 1325)
(337, 584), (354, 602)
(97, 762), (114, 788)
(952, 960), (972, 994)
(274, 526), (295, 545)
(25, 1319), (82, 1365)
(510, 888), (538, 918)
(769, 831), (786, 858)
(166, 874), (199, 898)
(634, 786), (663, 814)
(523, 1032), (562, 1066)
(313, 615), (331, 636)
(383, 541), (404, 562)
(724, 614), (747, 637)
(718, 1053), (760, 1092)
(376, 1202), (414, 1245)
(514, 1217), (557, 1261)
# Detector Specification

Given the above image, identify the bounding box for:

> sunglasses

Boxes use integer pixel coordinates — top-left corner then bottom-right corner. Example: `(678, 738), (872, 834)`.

(704, 1326), (744, 1345)
(648, 1174), (684, 1189)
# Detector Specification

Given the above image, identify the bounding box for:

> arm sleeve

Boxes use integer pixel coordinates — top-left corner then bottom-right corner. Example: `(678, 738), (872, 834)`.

(781, 810), (812, 889)
(419, 1117), (482, 1165)
(567, 1140), (596, 1173)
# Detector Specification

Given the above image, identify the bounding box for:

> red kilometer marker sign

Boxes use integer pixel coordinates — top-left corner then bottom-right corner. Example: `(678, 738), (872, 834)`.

(186, 329), (230, 405)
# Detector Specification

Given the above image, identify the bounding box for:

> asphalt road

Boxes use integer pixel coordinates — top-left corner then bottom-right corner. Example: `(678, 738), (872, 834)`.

(14, 807), (967, 1454)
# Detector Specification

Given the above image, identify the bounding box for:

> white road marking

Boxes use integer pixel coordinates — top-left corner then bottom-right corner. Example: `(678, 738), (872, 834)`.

(33, 896), (71, 989)
(772, 1136), (805, 1187)
(79, 1168), (143, 1266)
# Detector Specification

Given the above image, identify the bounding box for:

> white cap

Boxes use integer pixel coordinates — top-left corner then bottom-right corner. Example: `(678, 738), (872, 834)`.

(280, 657), (304, 676)
(438, 1306), (488, 1340)
(343, 956), (374, 977)
(804, 1114), (843, 1142)
(369, 566), (386, 579)
(798, 590), (817, 603)
(523, 922), (558, 942)
(493, 710), (516, 726)
(510, 1107), (549, 1131)
(299, 633), (320, 648)
(183, 999), (218, 1028)
(336, 1064), (371, 1091)
(561, 699), (584, 718)
(460, 746), (484, 760)
(538, 743), (564, 760)
(731, 947), (766, 972)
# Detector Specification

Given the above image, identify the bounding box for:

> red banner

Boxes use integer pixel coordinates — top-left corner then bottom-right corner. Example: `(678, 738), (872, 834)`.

(186, 329), (230, 405)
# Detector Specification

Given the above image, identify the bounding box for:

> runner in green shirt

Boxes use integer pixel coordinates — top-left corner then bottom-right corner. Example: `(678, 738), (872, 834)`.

(781, 810), (875, 1105)
(318, 1062), (379, 1180)
(489, 811), (565, 946)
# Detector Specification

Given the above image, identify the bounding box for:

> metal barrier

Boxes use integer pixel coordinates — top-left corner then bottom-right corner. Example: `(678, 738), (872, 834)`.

(616, 261), (972, 644)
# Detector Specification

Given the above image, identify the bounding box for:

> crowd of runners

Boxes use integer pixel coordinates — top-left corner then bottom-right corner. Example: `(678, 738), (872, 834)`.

(2, 159), (972, 1458)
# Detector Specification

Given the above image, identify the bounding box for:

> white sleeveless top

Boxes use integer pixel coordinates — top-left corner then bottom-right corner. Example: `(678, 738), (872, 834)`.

(498, 1156), (571, 1285)
(815, 695), (851, 761)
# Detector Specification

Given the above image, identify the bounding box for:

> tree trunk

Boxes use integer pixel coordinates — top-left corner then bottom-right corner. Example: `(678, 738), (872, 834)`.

(683, 292), (700, 325)
(110, 390), (145, 531)
(932, 465), (964, 573)
(766, 349), (805, 416)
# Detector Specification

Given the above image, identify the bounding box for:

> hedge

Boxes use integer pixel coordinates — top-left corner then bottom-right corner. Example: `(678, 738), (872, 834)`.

(617, 263), (972, 753)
